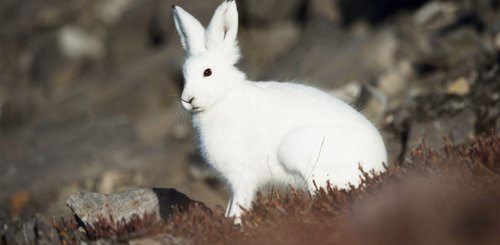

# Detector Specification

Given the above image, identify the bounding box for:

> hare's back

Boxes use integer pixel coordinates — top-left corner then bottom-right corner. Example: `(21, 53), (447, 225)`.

(259, 81), (386, 156)
(259, 82), (368, 125)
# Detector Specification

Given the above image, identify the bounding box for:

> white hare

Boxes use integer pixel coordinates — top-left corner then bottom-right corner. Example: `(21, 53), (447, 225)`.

(172, 0), (387, 220)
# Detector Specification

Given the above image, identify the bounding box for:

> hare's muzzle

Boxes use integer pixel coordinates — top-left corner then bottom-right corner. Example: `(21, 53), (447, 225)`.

(181, 97), (203, 112)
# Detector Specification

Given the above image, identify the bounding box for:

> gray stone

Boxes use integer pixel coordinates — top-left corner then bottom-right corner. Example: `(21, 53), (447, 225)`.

(406, 109), (476, 158)
(35, 216), (62, 245)
(13, 220), (36, 245)
(377, 60), (414, 111)
(329, 81), (363, 105)
(2, 215), (62, 245)
(413, 1), (459, 27)
(129, 234), (191, 245)
(58, 25), (104, 60)
(66, 188), (203, 228)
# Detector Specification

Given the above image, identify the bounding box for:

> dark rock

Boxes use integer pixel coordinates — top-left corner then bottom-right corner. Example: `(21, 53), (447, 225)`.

(240, 0), (304, 26)
(338, 0), (428, 25)
(406, 109), (476, 158)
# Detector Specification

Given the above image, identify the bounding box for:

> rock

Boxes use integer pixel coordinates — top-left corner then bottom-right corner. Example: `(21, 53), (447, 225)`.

(34, 216), (62, 245)
(128, 234), (190, 245)
(377, 60), (414, 111)
(58, 25), (104, 60)
(96, 170), (143, 194)
(441, 28), (483, 68)
(241, 0), (303, 26)
(2, 215), (62, 245)
(13, 219), (36, 245)
(328, 82), (389, 123)
(381, 130), (404, 166)
(413, 1), (459, 27)
(361, 85), (388, 124)
(339, 0), (429, 25)
(66, 188), (204, 228)
(447, 77), (470, 96)
(494, 32), (500, 51)
(62, 0), (136, 48)
(406, 109), (476, 158)
(329, 81), (362, 104)
(307, 0), (342, 24)
(96, 0), (135, 25)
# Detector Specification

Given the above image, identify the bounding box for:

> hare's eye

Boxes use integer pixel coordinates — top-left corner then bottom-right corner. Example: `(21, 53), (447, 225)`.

(203, 68), (212, 77)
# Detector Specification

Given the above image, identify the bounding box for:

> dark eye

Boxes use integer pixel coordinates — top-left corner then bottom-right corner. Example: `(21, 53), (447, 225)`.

(203, 68), (212, 77)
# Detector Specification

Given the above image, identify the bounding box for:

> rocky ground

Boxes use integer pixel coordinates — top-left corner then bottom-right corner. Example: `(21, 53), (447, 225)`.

(0, 0), (499, 242)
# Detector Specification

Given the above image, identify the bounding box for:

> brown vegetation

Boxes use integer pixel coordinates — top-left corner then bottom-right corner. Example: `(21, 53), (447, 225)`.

(50, 131), (500, 244)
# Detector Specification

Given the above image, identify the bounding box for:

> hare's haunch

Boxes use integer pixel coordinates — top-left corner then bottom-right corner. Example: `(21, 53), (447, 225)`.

(172, 0), (387, 221)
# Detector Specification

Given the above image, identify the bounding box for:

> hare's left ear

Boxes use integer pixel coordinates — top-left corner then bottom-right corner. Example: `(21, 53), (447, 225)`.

(172, 5), (206, 57)
(205, 0), (240, 63)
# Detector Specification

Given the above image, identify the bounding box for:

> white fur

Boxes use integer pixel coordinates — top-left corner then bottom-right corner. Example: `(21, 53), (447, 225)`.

(173, 0), (387, 220)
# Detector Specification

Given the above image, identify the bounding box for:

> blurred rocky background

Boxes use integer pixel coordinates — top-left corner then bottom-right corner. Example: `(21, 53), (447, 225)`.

(0, 0), (499, 221)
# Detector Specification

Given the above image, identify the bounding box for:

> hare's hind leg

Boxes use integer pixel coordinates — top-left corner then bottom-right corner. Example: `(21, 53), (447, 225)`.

(277, 126), (360, 192)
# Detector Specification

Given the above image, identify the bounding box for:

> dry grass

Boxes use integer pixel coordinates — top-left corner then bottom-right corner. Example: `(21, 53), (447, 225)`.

(55, 131), (500, 244)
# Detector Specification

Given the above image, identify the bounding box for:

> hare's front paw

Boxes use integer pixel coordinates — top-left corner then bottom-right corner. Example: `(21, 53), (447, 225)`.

(225, 184), (256, 224)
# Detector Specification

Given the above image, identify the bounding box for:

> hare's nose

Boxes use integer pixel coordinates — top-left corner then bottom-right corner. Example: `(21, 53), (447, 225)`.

(182, 97), (195, 104)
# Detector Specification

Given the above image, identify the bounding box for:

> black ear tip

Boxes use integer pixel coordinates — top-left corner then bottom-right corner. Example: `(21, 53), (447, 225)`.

(226, 0), (234, 2)
(172, 4), (176, 9)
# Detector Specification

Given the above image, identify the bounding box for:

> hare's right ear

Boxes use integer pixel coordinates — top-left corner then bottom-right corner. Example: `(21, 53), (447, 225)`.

(172, 5), (206, 56)
(205, 0), (240, 63)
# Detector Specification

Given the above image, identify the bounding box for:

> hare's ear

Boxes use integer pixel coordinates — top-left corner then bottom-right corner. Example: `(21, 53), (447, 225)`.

(205, 0), (240, 63)
(172, 5), (206, 56)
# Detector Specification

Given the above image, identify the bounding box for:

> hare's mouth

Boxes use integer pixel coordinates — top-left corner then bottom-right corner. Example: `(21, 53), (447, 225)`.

(192, 106), (204, 113)
(181, 100), (205, 113)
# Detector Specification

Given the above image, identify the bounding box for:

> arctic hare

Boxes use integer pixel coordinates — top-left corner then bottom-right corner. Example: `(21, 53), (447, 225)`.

(172, 0), (387, 220)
